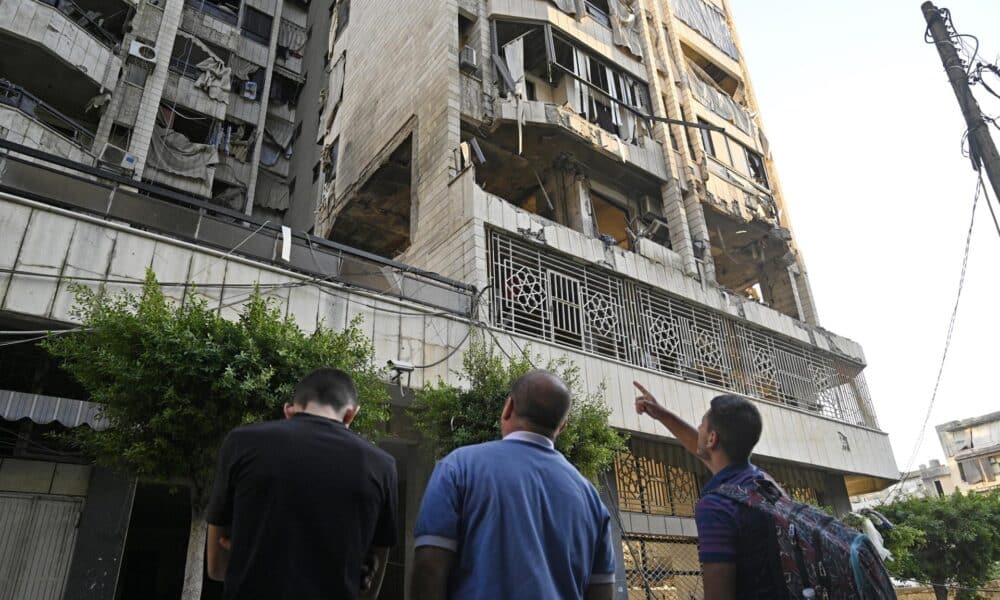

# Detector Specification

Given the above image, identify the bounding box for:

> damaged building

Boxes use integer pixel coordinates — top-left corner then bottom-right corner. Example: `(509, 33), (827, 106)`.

(315, 0), (897, 597)
(0, 0), (897, 598)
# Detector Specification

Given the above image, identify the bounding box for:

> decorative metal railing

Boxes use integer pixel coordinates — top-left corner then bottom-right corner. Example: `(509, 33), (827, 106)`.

(488, 230), (879, 428)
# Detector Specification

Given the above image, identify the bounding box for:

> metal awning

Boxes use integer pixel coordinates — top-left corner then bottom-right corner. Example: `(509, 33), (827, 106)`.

(0, 390), (106, 430)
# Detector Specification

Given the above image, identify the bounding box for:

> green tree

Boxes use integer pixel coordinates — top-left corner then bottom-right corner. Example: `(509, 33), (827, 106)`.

(878, 491), (1000, 600)
(409, 333), (627, 483)
(44, 272), (389, 599)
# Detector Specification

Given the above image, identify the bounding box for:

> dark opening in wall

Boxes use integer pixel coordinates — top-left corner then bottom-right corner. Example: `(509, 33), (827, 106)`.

(241, 7), (273, 45)
(328, 135), (412, 258)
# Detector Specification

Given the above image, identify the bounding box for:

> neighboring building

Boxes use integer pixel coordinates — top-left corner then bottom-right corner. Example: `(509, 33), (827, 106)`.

(937, 410), (1000, 494)
(0, 0), (899, 599)
(851, 459), (955, 511)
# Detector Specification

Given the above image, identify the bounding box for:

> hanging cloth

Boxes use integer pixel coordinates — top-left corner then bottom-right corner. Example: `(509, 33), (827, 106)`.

(503, 35), (527, 155)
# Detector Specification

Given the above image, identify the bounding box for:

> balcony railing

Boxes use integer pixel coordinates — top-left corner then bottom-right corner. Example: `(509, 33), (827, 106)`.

(0, 138), (476, 316)
(0, 80), (95, 149)
(488, 229), (879, 428)
(37, 0), (119, 47)
(184, 0), (239, 26)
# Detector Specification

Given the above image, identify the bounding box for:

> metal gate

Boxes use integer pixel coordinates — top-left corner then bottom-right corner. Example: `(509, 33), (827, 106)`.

(0, 493), (83, 600)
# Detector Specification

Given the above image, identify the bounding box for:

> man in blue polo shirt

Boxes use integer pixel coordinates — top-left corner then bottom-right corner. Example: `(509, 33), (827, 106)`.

(633, 382), (784, 600)
(410, 370), (615, 600)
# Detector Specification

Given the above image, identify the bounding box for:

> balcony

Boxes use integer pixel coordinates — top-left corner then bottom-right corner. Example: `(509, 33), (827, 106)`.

(704, 157), (777, 225)
(0, 81), (95, 164)
(487, 228), (877, 427)
(0, 0), (122, 91)
(671, 0), (741, 70)
(489, 0), (646, 74)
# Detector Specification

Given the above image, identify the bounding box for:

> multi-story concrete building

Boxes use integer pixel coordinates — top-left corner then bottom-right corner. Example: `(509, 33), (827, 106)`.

(0, 0), (898, 598)
(851, 460), (955, 511)
(936, 410), (1000, 494)
(0, 0), (325, 221)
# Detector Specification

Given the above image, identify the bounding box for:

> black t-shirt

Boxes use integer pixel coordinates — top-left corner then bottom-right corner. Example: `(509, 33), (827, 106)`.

(206, 413), (398, 600)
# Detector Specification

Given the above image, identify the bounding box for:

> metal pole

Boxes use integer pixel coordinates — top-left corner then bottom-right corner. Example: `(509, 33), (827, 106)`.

(922, 2), (1000, 201)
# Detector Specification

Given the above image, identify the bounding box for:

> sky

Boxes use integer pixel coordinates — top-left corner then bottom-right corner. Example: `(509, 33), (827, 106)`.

(728, 0), (1000, 471)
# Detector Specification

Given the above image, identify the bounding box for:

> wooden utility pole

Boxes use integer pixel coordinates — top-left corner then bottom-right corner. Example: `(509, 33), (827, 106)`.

(922, 2), (1000, 201)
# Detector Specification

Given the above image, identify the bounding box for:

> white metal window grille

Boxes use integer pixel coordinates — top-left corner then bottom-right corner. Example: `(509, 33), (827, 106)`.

(488, 230), (879, 428)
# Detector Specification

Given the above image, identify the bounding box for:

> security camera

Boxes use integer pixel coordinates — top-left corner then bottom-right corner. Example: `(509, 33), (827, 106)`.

(387, 359), (415, 373)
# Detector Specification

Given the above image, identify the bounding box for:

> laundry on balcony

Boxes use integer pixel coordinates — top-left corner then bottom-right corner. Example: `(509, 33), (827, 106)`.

(147, 125), (220, 185)
(608, 0), (643, 58)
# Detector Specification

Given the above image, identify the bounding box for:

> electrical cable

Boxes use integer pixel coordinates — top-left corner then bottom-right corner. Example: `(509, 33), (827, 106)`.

(886, 177), (980, 504)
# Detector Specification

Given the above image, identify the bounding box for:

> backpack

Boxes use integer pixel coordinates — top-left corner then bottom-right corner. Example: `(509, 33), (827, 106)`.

(713, 480), (896, 600)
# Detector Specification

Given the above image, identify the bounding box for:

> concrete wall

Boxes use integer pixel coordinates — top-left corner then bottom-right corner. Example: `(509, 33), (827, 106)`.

(0, 191), (898, 480)
(317, 0), (457, 256)
(0, 0), (121, 91)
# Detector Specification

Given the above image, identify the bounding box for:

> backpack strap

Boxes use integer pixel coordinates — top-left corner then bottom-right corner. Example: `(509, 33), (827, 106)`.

(712, 478), (783, 505)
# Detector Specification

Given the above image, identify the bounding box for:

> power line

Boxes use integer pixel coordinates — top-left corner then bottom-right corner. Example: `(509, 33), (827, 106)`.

(887, 178), (980, 504)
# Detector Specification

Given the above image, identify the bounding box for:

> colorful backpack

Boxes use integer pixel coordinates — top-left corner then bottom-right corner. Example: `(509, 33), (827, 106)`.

(713, 480), (897, 600)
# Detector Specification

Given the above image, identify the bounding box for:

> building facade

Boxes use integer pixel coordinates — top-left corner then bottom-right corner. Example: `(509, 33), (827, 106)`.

(851, 460), (955, 511)
(0, 0), (898, 598)
(936, 410), (1000, 494)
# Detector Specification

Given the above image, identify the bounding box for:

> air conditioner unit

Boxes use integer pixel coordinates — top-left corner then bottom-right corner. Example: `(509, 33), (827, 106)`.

(98, 143), (138, 172)
(639, 216), (671, 246)
(459, 45), (478, 73)
(243, 81), (258, 100)
(128, 39), (157, 67)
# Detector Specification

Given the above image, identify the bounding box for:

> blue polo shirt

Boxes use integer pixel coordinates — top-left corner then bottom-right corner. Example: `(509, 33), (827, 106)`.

(695, 461), (784, 599)
(414, 432), (616, 600)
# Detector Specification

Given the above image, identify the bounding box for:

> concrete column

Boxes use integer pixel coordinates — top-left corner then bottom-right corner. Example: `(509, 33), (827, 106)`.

(635, 0), (701, 278)
(62, 468), (137, 600)
(129, 1), (183, 178)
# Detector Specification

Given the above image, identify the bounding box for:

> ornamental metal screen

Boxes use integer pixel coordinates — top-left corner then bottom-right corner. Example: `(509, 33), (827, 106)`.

(488, 230), (878, 428)
(622, 536), (703, 600)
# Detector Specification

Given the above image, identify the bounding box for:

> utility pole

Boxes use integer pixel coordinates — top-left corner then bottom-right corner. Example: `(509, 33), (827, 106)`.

(922, 2), (1000, 201)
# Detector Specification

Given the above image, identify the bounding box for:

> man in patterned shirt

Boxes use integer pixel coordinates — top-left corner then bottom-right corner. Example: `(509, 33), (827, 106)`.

(633, 382), (784, 600)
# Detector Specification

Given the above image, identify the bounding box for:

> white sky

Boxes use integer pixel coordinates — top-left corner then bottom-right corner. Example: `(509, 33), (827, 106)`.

(728, 0), (1000, 471)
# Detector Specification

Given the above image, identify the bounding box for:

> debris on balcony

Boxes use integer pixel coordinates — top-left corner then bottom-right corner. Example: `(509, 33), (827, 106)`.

(195, 56), (233, 102)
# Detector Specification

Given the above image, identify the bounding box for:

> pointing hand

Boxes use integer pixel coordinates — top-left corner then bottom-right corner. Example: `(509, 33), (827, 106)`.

(633, 381), (662, 418)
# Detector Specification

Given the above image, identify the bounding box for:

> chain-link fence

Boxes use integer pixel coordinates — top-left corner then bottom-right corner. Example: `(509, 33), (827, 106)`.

(622, 535), (703, 600)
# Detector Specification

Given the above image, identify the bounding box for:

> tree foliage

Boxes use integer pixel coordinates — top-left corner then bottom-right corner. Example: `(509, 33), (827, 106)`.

(44, 272), (390, 510)
(409, 333), (627, 483)
(878, 491), (1000, 600)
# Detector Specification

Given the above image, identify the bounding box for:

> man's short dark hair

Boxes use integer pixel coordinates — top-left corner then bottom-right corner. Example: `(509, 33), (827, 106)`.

(293, 368), (358, 410)
(509, 370), (572, 436)
(707, 395), (762, 463)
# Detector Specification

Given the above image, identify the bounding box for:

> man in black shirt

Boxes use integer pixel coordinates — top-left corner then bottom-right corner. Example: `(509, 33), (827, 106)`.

(206, 368), (398, 600)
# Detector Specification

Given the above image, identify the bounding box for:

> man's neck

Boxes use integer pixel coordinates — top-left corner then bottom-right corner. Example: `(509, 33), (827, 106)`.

(300, 404), (345, 422)
(706, 454), (740, 475)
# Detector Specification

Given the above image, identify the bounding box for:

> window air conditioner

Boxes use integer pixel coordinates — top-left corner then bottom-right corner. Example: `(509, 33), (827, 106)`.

(128, 40), (157, 68)
(459, 45), (478, 73)
(243, 81), (258, 100)
(98, 143), (138, 172)
(640, 215), (671, 246)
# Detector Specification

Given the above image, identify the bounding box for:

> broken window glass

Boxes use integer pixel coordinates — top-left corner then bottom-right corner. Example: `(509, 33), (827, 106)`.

(745, 148), (768, 188)
(586, 0), (611, 27)
(698, 118), (715, 157)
